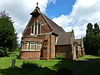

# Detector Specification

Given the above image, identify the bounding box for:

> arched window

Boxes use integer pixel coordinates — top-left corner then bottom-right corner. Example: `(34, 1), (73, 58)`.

(38, 23), (41, 34)
(35, 21), (37, 34)
(31, 24), (34, 33)
(31, 21), (41, 35)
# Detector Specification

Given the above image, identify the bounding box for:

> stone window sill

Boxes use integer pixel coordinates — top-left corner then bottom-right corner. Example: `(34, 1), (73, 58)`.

(20, 50), (41, 52)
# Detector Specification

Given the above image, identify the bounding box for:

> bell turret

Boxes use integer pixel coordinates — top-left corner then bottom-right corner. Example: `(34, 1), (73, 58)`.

(30, 2), (40, 17)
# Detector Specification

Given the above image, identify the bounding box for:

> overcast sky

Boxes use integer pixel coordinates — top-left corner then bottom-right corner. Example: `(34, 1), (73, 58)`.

(0, 0), (100, 43)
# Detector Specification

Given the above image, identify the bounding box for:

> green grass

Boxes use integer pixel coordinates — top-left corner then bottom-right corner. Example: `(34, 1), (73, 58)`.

(74, 58), (100, 75)
(92, 55), (100, 59)
(78, 55), (100, 59)
(78, 55), (94, 59)
(0, 52), (100, 75)
(74, 55), (100, 75)
(0, 52), (82, 75)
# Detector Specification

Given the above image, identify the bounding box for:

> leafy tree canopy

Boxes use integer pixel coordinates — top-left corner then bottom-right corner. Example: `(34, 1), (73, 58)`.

(84, 23), (100, 55)
(0, 10), (18, 52)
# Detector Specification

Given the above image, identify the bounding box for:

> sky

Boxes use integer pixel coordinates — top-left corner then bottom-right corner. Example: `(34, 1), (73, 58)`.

(0, 0), (100, 43)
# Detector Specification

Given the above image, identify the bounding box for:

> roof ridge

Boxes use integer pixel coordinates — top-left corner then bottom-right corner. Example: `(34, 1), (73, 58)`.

(40, 13), (65, 35)
(65, 31), (73, 33)
(40, 12), (53, 31)
(43, 14), (61, 28)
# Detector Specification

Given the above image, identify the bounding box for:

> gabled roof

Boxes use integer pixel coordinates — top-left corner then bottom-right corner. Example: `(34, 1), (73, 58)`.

(75, 39), (82, 45)
(30, 6), (65, 35)
(41, 14), (65, 35)
(56, 32), (73, 45)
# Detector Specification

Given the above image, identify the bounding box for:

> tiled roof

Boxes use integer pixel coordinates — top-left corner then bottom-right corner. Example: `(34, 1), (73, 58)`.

(41, 13), (65, 35)
(56, 32), (72, 45)
(75, 39), (82, 45)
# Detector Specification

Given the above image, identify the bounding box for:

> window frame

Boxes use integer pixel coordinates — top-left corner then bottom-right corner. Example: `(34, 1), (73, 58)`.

(36, 42), (42, 51)
(30, 41), (35, 51)
(22, 41), (28, 51)
(31, 20), (41, 35)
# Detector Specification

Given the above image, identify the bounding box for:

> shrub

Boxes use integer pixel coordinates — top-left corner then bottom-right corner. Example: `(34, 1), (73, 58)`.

(8, 51), (17, 57)
(79, 54), (82, 57)
(40, 57), (43, 60)
(0, 47), (9, 57)
(16, 47), (20, 52)
(21, 62), (41, 73)
(97, 49), (100, 55)
(52, 55), (65, 60)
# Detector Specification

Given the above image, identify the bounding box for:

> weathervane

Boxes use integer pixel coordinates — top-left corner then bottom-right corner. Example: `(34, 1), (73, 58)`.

(36, 2), (39, 7)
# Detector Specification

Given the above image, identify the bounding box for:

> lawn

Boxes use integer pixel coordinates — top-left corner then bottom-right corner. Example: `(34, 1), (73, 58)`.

(74, 55), (100, 75)
(0, 52), (100, 75)
(78, 55), (94, 59)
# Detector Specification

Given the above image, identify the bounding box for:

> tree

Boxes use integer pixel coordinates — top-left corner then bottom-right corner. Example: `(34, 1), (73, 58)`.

(0, 10), (18, 52)
(0, 17), (15, 50)
(94, 23), (100, 35)
(86, 23), (94, 35)
(85, 23), (94, 54)
(14, 30), (19, 49)
(84, 23), (100, 55)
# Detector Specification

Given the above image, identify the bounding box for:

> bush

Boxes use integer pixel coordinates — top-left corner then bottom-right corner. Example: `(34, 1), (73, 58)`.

(97, 49), (100, 55)
(52, 55), (65, 60)
(40, 57), (43, 60)
(8, 51), (17, 57)
(79, 54), (82, 57)
(16, 47), (20, 52)
(21, 62), (42, 73)
(0, 47), (9, 57)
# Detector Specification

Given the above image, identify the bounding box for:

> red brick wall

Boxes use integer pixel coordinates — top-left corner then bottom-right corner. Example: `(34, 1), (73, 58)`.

(50, 35), (56, 58)
(56, 45), (73, 59)
(23, 14), (52, 36)
(38, 35), (46, 41)
(41, 25), (52, 33)
(42, 34), (50, 60)
(76, 45), (84, 58)
(20, 13), (56, 60)
(41, 34), (56, 60)
(20, 51), (41, 60)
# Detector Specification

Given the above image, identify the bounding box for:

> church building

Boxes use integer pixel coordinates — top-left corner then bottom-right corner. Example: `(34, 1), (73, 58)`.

(20, 4), (84, 60)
